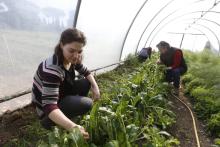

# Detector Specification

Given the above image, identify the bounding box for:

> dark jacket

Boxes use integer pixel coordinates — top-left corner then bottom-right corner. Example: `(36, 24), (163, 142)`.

(160, 47), (187, 73)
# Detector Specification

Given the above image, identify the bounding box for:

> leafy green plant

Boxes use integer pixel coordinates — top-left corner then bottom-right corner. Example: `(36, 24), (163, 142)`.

(208, 113), (220, 137)
(182, 74), (194, 84)
(214, 138), (220, 146)
(37, 127), (88, 147)
(185, 78), (206, 94)
(190, 87), (211, 98)
(7, 54), (179, 146)
(183, 50), (220, 140)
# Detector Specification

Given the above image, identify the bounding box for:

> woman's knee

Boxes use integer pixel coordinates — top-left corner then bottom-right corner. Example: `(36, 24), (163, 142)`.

(80, 97), (93, 111)
(172, 69), (181, 77)
(58, 96), (93, 117)
(77, 78), (91, 96)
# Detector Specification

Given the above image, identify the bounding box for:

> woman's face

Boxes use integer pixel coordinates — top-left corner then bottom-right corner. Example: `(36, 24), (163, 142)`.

(61, 41), (84, 64)
(159, 47), (167, 54)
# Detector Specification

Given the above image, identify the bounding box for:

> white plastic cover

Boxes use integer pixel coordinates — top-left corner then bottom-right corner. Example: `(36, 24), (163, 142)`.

(1, 0), (220, 97)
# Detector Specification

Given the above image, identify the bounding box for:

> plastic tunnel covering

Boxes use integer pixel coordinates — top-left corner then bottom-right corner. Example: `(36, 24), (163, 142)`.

(0, 0), (78, 97)
(0, 0), (220, 98)
(121, 0), (220, 59)
(76, 0), (146, 69)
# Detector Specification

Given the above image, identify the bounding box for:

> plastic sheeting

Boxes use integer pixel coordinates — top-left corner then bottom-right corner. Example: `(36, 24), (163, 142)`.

(121, 0), (220, 58)
(76, 0), (145, 69)
(1, 0), (220, 97)
(0, 0), (77, 97)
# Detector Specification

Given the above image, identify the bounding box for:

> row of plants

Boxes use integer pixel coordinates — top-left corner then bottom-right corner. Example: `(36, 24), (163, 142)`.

(182, 50), (220, 145)
(37, 55), (179, 147)
(5, 54), (179, 146)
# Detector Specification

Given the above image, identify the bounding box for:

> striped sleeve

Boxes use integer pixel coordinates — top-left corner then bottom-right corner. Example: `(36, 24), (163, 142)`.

(41, 71), (61, 116)
(75, 64), (91, 77)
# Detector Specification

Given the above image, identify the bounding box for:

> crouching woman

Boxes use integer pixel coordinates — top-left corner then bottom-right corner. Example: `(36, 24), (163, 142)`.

(31, 28), (100, 139)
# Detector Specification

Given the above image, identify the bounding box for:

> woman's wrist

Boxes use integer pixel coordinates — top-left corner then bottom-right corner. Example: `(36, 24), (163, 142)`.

(66, 122), (78, 131)
(91, 84), (99, 89)
(87, 74), (98, 88)
(70, 123), (83, 129)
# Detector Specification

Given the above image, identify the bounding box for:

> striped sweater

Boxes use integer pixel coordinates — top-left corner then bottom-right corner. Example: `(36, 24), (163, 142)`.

(32, 55), (90, 118)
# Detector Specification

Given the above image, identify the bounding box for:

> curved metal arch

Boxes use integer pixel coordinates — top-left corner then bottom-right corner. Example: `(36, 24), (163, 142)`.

(177, 18), (220, 50)
(149, 20), (220, 48)
(147, 11), (220, 47)
(181, 21), (219, 48)
(139, 1), (213, 51)
(134, 0), (177, 54)
(191, 26), (220, 55)
(190, 26), (210, 41)
(144, 11), (217, 48)
(121, 0), (209, 57)
(135, 1), (220, 53)
(144, 11), (200, 48)
(165, 17), (220, 38)
(190, 23), (220, 53)
(145, 11), (220, 47)
(187, 27), (209, 51)
(197, 18), (220, 27)
(158, 26), (211, 51)
(180, 17), (220, 29)
(119, 0), (149, 61)
(149, 20), (220, 53)
(120, 0), (216, 56)
(177, 26), (210, 51)
(189, 0), (220, 26)
(142, 0), (220, 47)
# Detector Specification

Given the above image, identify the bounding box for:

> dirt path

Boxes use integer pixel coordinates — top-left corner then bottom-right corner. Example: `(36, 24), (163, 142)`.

(168, 88), (212, 147)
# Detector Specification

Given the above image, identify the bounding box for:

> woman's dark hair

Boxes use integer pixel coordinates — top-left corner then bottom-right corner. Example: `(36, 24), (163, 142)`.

(54, 28), (86, 63)
(156, 41), (170, 49)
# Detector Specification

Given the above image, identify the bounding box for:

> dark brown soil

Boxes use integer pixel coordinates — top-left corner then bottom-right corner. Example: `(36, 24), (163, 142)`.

(168, 88), (213, 147)
(0, 106), (37, 146)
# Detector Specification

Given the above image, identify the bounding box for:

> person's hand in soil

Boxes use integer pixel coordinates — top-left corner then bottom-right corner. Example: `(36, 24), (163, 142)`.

(76, 125), (89, 139)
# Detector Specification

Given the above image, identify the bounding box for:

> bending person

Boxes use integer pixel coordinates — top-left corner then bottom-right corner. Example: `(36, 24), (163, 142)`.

(31, 28), (100, 139)
(156, 41), (187, 95)
(138, 47), (152, 61)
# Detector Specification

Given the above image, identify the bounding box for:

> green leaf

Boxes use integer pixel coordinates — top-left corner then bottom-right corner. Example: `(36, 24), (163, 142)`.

(104, 140), (119, 147)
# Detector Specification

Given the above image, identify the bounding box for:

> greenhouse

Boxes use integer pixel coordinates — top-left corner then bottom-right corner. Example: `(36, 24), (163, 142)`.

(0, 0), (220, 146)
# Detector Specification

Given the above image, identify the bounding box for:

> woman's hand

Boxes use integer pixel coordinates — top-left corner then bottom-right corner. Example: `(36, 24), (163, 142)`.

(156, 59), (161, 64)
(91, 85), (100, 101)
(75, 125), (89, 139)
(48, 109), (89, 139)
(86, 74), (101, 101)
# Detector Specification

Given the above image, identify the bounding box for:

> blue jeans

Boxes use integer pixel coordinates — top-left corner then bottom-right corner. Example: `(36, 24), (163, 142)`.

(166, 68), (185, 88)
